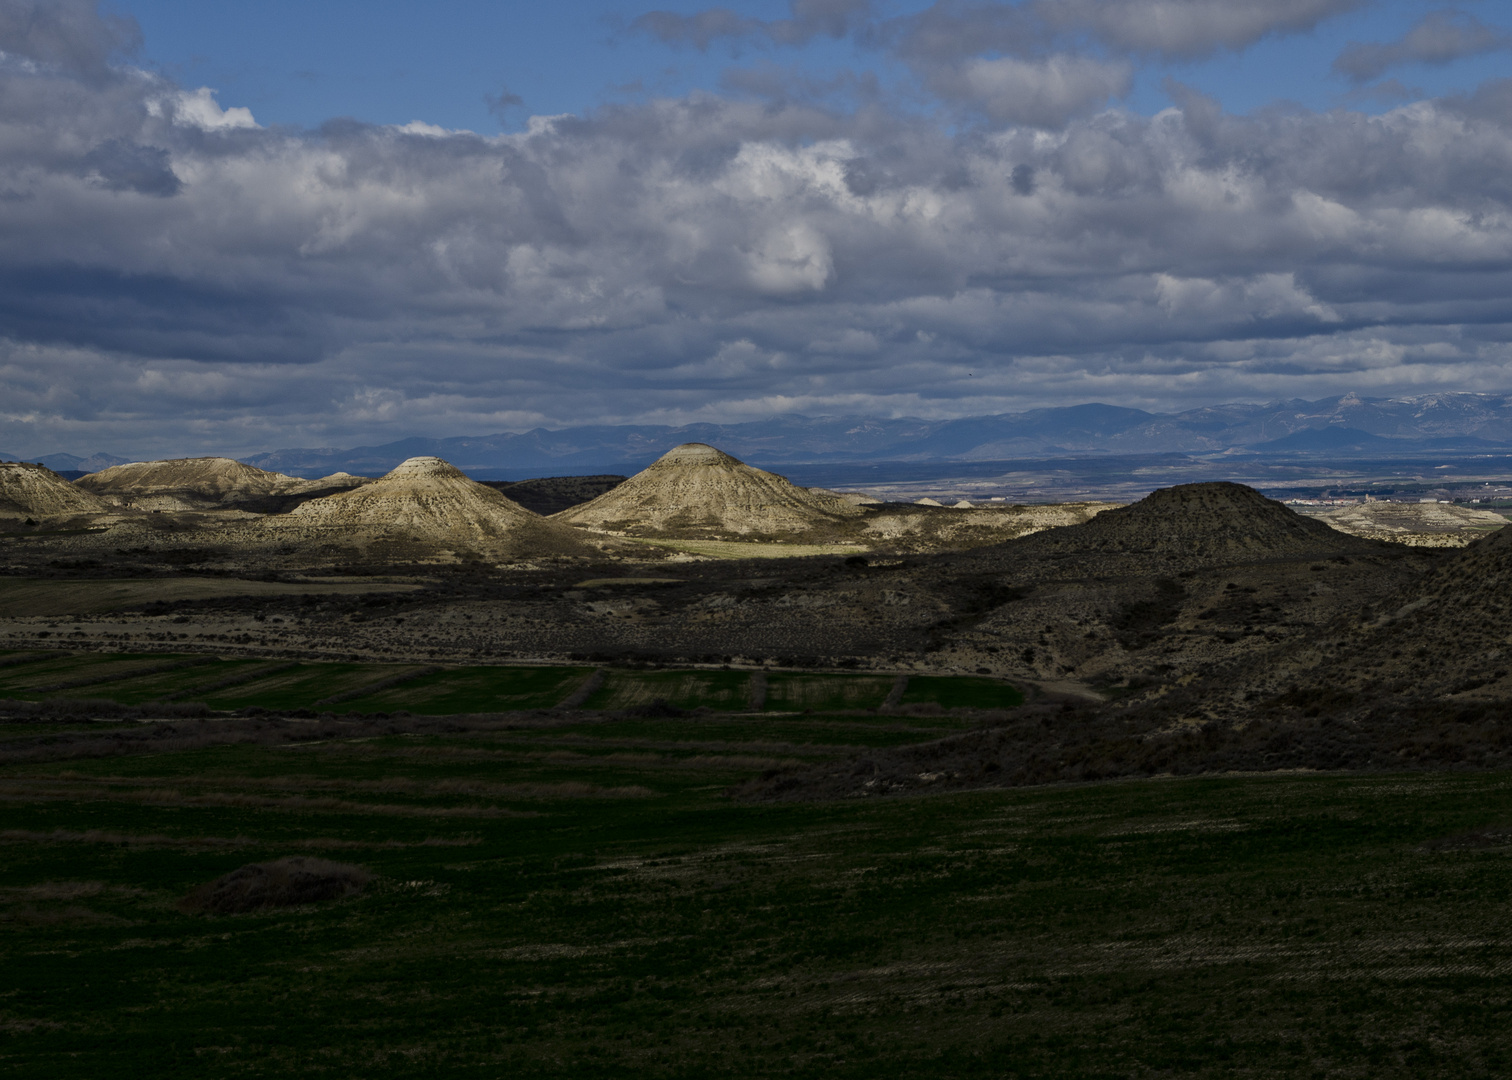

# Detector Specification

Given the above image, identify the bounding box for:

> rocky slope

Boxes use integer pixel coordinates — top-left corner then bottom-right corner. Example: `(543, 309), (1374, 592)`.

(78, 457), (368, 512)
(0, 462), (111, 521)
(273, 456), (592, 561)
(997, 481), (1379, 563)
(554, 443), (865, 539)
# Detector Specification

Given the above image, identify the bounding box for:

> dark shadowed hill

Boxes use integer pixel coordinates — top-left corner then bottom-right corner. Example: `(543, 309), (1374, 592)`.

(1295, 524), (1512, 702)
(480, 475), (626, 516)
(733, 481), (1482, 802)
(997, 481), (1379, 561)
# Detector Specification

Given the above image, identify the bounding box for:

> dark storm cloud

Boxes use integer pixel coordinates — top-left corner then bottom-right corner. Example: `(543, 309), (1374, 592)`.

(0, 0), (1510, 456)
(0, 0), (139, 81)
(1333, 10), (1512, 84)
(80, 139), (181, 196)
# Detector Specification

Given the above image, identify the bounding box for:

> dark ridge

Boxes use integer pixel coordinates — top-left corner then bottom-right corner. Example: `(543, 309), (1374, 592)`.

(479, 475), (626, 515)
(1004, 481), (1379, 558)
(1275, 522), (1512, 701)
(732, 696), (1512, 803)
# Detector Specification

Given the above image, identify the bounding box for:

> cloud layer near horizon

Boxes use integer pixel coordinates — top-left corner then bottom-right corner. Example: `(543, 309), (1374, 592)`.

(1, 0), (1511, 457)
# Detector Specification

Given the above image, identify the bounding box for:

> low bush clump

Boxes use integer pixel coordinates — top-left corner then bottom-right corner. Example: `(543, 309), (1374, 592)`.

(179, 857), (370, 915)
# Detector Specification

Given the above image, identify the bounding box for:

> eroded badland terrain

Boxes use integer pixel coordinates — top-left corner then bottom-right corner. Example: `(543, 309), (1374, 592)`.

(4, 445), (1511, 782)
(4, 446), (1512, 1077)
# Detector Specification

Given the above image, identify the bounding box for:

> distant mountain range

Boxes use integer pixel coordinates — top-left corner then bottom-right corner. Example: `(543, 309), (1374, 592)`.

(8, 393), (1512, 480)
(0, 452), (132, 478)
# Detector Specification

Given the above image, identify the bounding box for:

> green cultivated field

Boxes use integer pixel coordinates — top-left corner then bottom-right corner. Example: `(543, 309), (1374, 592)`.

(341, 665), (595, 714)
(583, 668), (753, 711)
(4, 652), (1511, 1075)
(763, 673), (896, 712)
(900, 675), (1025, 710)
(1, 708), (1510, 1077)
(0, 652), (1022, 716)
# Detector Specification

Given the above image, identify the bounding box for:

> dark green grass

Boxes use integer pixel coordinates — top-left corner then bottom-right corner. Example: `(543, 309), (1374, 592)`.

(197, 663), (396, 710)
(0, 653), (1024, 717)
(0, 653), (198, 696)
(583, 669), (752, 711)
(536, 714), (975, 749)
(900, 675), (1024, 710)
(3, 721), (1512, 1078)
(763, 673), (894, 713)
(76, 658), (273, 705)
(339, 665), (593, 714)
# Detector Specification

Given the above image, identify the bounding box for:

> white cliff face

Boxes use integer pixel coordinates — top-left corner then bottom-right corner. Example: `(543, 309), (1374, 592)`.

(553, 443), (865, 537)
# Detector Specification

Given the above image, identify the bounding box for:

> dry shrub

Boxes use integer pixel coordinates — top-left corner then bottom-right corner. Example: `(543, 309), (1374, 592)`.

(179, 856), (370, 915)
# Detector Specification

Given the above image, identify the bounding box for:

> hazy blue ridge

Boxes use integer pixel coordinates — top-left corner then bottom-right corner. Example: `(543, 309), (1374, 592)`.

(12, 394), (1512, 479)
(234, 394), (1512, 479)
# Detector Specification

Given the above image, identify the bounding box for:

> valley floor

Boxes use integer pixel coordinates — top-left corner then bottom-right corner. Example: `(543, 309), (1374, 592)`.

(1, 704), (1509, 1077)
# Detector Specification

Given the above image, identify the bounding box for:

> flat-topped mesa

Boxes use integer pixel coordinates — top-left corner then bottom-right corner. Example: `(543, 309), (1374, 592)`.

(1007, 481), (1381, 560)
(0, 461), (111, 520)
(553, 442), (865, 538)
(646, 443), (742, 468)
(77, 456), (369, 511)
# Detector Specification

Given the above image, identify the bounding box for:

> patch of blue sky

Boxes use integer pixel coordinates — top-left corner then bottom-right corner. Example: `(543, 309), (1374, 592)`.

(115, 0), (854, 131)
(117, 0), (1510, 133)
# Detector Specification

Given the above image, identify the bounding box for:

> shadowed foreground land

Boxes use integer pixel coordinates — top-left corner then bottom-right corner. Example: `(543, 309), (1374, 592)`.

(1, 703), (1511, 1077)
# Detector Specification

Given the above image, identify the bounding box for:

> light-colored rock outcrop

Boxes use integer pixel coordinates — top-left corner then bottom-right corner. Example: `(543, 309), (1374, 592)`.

(1322, 501), (1508, 547)
(274, 456), (589, 559)
(553, 443), (865, 538)
(0, 461), (111, 520)
(78, 457), (368, 512)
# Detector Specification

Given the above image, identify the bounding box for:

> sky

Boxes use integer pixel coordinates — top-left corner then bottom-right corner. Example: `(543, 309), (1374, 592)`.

(1, 0), (1511, 457)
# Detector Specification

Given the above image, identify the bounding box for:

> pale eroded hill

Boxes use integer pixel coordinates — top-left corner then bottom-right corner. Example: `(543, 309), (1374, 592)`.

(274, 456), (591, 561)
(78, 457), (368, 512)
(553, 444), (865, 539)
(0, 462), (111, 521)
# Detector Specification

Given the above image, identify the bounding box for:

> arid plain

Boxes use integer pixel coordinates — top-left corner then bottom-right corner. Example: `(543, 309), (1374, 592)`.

(4, 446), (1512, 1077)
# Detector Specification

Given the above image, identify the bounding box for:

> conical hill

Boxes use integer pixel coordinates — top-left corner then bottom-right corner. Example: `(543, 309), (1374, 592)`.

(1007, 482), (1379, 560)
(276, 456), (588, 558)
(77, 457), (366, 511)
(553, 443), (864, 538)
(0, 461), (110, 520)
